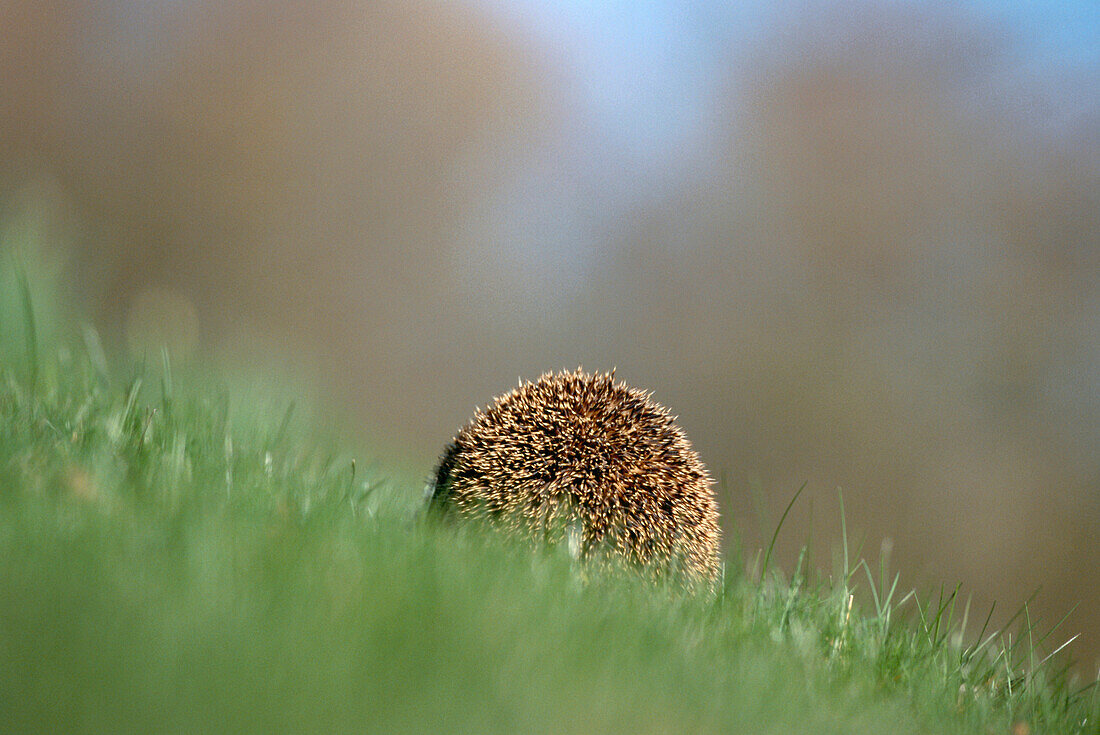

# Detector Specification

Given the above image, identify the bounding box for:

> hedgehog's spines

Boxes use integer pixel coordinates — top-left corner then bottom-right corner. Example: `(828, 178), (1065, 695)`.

(431, 369), (721, 585)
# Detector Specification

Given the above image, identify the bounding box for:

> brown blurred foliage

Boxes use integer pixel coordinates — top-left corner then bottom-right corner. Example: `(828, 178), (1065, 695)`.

(2, 2), (1097, 665)
(1, 0), (542, 366)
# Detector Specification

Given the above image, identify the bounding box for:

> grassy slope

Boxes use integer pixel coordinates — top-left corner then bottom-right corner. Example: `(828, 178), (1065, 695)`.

(0, 279), (1097, 734)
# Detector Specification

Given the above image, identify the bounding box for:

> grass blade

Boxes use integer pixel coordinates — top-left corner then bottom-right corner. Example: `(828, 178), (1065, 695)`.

(761, 481), (807, 580)
(15, 257), (38, 392)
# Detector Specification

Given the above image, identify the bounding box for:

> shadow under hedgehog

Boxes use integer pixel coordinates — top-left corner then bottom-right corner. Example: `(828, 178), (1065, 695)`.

(426, 369), (721, 585)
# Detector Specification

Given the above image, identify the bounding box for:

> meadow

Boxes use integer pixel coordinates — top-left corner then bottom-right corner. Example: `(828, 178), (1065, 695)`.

(1, 259), (1096, 734)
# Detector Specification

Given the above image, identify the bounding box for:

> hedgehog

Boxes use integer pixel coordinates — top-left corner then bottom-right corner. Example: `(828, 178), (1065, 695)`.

(426, 369), (721, 585)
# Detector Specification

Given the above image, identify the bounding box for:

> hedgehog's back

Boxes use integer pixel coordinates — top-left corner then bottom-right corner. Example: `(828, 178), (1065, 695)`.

(429, 370), (721, 583)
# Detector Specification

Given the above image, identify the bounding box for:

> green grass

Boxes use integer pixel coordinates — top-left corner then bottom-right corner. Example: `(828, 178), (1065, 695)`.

(1, 266), (1097, 733)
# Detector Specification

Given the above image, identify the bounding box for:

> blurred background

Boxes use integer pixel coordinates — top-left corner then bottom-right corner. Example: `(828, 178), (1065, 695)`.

(1, 1), (1097, 666)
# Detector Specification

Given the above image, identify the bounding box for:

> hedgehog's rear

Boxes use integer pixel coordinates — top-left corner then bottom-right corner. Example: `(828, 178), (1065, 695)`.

(429, 369), (721, 584)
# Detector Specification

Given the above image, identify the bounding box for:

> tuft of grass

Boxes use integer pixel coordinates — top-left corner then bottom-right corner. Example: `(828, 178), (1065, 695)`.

(0, 286), (1097, 733)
